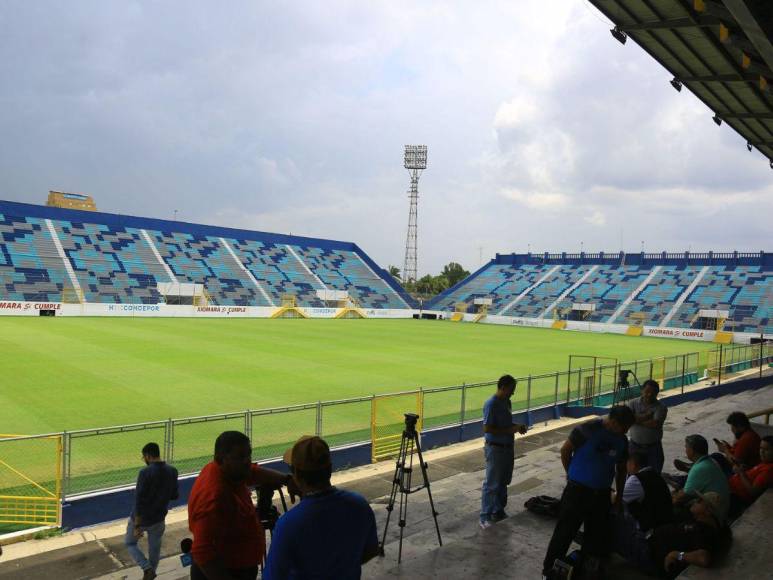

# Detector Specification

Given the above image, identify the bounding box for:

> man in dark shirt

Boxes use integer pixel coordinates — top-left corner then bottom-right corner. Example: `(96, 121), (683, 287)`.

(124, 442), (179, 580)
(542, 406), (635, 578)
(610, 451), (674, 571)
(649, 491), (730, 578)
(264, 435), (379, 579)
(479, 374), (527, 528)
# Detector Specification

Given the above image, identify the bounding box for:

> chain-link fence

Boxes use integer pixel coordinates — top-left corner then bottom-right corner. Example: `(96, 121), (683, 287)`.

(2, 341), (769, 502)
(0, 434), (62, 528)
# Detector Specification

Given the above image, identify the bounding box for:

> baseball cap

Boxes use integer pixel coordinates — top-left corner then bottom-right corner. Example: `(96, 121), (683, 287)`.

(283, 435), (332, 471)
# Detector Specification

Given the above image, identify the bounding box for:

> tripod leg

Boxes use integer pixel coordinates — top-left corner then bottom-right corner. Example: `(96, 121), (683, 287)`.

(397, 434), (413, 564)
(380, 431), (408, 555)
(413, 433), (443, 547)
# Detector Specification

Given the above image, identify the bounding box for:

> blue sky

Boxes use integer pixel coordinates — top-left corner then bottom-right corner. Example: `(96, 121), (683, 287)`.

(1, 1), (771, 275)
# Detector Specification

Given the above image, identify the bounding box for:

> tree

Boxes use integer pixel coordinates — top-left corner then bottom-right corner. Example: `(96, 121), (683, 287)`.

(387, 265), (401, 280)
(441, 262), (470, 287)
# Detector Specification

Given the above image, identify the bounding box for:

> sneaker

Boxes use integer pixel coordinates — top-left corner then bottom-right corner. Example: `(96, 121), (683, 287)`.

(479, 519), (493, 530)
(491, 511), (509, 522)
(142, 569), (157, 580)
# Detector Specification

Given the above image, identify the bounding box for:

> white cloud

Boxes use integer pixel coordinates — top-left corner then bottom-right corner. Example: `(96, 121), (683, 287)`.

(0, 0), (771, 276)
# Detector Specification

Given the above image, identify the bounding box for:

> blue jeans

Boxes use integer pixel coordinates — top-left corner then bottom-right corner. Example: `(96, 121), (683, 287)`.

(125, 517), (165, 572)
(480, 444), (514, 522)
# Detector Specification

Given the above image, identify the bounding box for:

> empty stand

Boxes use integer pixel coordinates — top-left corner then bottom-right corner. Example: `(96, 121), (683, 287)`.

(427, 253), (773, 335)
(0, 200), (414, 311)
(290, 245), (407, 309)
(0, 214), (73, 302)
(51, 221), (171, 304)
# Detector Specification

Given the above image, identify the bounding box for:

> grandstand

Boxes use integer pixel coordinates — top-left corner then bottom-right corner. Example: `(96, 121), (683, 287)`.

(0, 200), (413, 312)
(428, 252), (773, 340)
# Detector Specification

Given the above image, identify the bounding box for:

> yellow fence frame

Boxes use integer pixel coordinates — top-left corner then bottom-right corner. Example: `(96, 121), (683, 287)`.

(370, 391), (423, 462)
(0, 434), (62, 528)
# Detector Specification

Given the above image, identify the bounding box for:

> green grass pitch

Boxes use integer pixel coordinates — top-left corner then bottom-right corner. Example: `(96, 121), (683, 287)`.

(0, 317), (719, 506)
(0, 317), (714, 435)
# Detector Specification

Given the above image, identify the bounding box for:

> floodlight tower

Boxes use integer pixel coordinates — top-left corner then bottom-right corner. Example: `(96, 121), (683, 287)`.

(402, 145), (427, 285)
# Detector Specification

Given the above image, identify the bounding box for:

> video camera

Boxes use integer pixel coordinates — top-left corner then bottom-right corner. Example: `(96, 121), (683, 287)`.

(404, 413), (420, 434)
(256, 485), (288, 533)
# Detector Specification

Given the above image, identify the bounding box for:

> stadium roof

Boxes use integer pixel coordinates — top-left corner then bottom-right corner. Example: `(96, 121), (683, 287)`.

(588, 0), (773, 166)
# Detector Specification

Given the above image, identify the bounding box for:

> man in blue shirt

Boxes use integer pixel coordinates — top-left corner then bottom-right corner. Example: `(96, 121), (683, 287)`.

(124, 442), (179, 580)
(264, 435), (379, 580)
(542, 406), (635, 578)
(480, 374), (528, 528)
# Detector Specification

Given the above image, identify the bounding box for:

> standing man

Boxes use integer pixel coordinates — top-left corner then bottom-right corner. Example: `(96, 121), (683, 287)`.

(542, 405), (635, 578)
(188, 431), (299, 580)
(627, 379), (668, 472)
(125, 443), (179, 580)
(480, 374), (527, 529)
(263, 435), (379, 579)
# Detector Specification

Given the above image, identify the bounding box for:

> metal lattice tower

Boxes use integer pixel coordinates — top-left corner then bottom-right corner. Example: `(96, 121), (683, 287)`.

(402, 145), (427, 284)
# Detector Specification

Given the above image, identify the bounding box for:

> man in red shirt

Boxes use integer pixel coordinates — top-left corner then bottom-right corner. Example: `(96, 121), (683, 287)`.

(188, 431), (298, 580)
(715, 412), (760, 468)
(729, 435), (773, 508)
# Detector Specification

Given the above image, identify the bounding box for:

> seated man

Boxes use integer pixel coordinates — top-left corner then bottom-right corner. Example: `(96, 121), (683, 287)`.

(622, 451), (673, 532)
(672, 435), (730, 523)
(728, 435), (773, 518)
(649, 492), (731, 579)
(263, 435), (379, 580)
(610, 452), (674, 572)
(715, 411), (760, 469)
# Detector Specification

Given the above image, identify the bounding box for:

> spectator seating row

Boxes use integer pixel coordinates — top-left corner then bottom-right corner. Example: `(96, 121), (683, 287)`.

(0, 201), (411, 309)
(429, 254), (773, 334)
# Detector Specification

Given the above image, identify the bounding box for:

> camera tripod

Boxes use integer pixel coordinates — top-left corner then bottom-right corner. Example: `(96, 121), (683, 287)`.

(379, 413), (442, 563)
(613, 368), (642, 406)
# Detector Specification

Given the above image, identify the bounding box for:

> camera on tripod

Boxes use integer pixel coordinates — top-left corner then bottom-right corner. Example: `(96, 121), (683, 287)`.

(404, 412), (419, 433)
(617, 369), (631, 389)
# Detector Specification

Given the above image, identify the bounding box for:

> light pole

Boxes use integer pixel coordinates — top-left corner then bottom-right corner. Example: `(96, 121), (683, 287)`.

(402, 145), (427, 285)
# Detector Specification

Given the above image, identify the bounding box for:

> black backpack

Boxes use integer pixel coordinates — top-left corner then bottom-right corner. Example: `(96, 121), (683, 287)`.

(524, 495), (561, 517)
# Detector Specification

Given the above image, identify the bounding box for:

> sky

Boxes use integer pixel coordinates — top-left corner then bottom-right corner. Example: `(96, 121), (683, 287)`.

(1, 1), (771, 276)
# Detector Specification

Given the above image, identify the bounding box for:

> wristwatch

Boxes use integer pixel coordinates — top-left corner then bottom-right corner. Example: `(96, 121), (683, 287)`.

(677, 551), (685, 562)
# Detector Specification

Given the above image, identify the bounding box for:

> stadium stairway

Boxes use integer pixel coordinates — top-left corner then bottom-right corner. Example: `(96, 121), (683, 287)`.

(2, 382), (772, 580)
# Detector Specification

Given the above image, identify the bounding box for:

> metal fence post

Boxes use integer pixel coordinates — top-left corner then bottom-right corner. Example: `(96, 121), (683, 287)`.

(167, 419), (175, 464)
(717, 344), (723, 386)
(761, 337), (765, 379)
(315, 401), (323, 437)
(460, 383), (466, 428)
(526, 375), (532, 410)
(553, 371), (560, 406)
(680, 354), (686, 394)
(244, 410), (252, 442)
(62, 431), (71, 499)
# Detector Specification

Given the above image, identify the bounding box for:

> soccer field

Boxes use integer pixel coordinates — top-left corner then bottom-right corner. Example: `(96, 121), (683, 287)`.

(0, 317), (715, 435)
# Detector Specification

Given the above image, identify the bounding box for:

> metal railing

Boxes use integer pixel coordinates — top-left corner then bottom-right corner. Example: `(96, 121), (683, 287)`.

(1, 341), (771, 502)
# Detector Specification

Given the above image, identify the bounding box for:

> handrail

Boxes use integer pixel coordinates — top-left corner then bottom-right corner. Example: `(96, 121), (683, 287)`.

(748, 406), (773, 425)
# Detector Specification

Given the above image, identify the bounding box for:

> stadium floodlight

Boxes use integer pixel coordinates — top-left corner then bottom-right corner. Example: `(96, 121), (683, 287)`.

(610, 26), (627, 45)
(670, 77), (682, 92)
(747, 142), (753, 152)
(713, 114), (722, 126)
(404, 145), (428, 170)
(402, 145), (428, 285)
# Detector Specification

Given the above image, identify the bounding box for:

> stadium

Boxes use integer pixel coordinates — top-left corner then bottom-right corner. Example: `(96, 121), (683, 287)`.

(1, 1), (773, 579)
